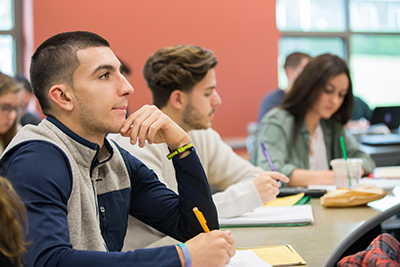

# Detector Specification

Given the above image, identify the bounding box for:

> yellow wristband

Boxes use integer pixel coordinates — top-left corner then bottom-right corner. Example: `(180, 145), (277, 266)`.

(167, 142), (194, 160)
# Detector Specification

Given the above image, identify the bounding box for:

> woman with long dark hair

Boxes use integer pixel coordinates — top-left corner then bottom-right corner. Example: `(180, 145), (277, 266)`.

(252, 54), (375, 186)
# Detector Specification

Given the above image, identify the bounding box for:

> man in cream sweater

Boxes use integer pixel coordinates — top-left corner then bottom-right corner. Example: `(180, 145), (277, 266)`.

(110, 45), (288, 248)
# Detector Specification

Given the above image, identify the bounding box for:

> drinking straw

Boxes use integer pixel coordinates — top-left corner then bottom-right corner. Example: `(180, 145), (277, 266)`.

(340, 136), (352, 187)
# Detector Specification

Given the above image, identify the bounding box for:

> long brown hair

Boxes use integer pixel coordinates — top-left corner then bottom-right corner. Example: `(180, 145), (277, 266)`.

(0, 72), (21, 151)
(281, 53), (354, 140)
(0, 176), (28, 266)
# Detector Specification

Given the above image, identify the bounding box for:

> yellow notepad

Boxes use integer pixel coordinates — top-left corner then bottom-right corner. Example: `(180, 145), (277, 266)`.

(239, 244), (306, 266)
(264, 193), (305, 207)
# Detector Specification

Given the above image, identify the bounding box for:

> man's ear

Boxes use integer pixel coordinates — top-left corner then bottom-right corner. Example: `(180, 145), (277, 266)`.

(169, 89), (186, 110)
(48, 84), (74, 111)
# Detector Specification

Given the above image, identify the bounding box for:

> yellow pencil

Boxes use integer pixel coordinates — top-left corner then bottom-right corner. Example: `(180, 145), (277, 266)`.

(193, 207), (210, 233)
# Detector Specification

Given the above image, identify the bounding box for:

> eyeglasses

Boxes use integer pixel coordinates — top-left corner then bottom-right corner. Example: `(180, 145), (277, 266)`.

(0, 103), (21, 115)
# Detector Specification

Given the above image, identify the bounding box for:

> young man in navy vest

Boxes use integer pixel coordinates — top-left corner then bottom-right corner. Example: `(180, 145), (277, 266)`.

(0, 31), (235, 267)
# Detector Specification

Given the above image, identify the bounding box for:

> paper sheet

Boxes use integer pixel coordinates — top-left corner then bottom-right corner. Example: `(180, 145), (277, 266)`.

(264, 193), (305, 207)
(250, 245), (306, 266)
(368, 195), (400, 211)
(360, 178), (400, 190)
(226, 250), (272, 267)
(308, 185), (337, 191)
(229, 245), (306, 266)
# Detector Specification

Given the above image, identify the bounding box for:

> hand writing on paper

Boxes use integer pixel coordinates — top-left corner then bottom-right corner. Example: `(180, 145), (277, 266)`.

(253, 172), (289, 203)
(185, 230), (235, 266)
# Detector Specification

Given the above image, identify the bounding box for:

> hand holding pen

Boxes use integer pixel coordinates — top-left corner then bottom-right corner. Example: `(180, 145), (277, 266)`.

(242, 142), (288, 204)
(261, 141), (277, 173)
(181, 207), (235, 266)
(260, 142), (289, 186)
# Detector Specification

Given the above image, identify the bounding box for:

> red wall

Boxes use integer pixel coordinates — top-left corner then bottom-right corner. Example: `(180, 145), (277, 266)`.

(30, 1), (279, 138)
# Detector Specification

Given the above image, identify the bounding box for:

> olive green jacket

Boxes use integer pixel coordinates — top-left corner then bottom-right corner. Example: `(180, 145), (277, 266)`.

(251, 108), (375, 180)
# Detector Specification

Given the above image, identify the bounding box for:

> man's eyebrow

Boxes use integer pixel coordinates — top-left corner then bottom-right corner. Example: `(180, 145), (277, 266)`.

(91, 64), (117, 76)
(204, 85), (216, 90)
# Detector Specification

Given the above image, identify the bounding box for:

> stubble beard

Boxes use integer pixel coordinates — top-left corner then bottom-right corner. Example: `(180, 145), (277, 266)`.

(182, 102), (215, 130)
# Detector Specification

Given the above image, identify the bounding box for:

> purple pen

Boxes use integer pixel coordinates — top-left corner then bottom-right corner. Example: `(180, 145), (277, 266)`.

(260, 141), (275, 171)
(260, 141), (280, 182)
(261, 142), (281, 185)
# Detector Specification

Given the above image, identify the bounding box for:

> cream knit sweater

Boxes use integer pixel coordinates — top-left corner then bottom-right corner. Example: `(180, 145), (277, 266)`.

(110, 128), (264, 248)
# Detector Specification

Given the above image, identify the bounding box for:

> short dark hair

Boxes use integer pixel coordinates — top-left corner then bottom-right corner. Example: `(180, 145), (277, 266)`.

(284, 52), (311, 69)
(143, 45), (218, 108)
(30, 31), (110, 115)
(282, 53), (354, 138)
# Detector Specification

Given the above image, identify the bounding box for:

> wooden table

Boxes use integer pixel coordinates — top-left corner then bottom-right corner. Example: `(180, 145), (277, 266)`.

(147, 198), (384, 267)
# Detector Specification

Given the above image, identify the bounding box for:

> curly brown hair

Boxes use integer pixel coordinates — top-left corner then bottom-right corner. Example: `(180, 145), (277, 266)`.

(0, 176), (28, 267)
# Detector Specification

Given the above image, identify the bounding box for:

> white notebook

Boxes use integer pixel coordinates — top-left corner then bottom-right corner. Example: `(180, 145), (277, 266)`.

(219, 205), (314, 227)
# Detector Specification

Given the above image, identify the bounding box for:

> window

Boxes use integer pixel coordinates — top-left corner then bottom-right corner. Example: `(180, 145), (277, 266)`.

(0, 0), (23, 76)
(276, 0), (400, 108)
(278, 37), (345, 87)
